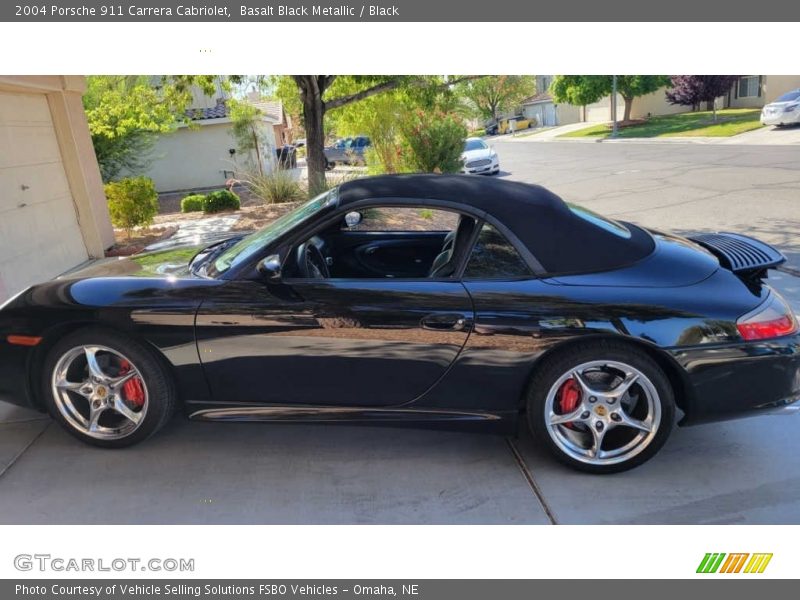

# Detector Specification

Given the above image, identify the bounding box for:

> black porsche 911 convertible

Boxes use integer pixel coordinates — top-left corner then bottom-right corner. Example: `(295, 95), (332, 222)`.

(1, 174), (798, 473)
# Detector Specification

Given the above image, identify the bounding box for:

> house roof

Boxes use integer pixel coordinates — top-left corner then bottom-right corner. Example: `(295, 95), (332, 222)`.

(521, 91), (553, 105)
(336, 174), (655, 275)
(250, 100), (285, 124)
(185, 99), (281, 124)
(185, 102), (230, 121)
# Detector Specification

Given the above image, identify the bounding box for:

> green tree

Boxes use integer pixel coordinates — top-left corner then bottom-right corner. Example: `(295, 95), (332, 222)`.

(228, 98), (270, 176)
(84, 75), (220, 182)
(399, 110), (468, 173)
(551, 75), (670, 122)
(456, 76), (536, 122)
(276, 76), (481, 195)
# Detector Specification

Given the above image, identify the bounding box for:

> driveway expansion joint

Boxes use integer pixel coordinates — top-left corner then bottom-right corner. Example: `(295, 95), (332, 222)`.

(0, 421), (51, 482)
(506, 437), (558, 524)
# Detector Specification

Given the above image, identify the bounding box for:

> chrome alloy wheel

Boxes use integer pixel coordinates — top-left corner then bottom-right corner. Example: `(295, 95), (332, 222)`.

(51, 345), (149, 440)
(544, 360), (661, 466)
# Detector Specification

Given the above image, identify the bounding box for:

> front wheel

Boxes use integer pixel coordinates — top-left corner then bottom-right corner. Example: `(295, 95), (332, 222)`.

(526, 341), (674, 473)
(42, 328), (176, 448)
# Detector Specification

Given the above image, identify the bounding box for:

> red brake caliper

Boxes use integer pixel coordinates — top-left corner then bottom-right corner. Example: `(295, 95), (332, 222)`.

(557, 378), (581, 429)
(119, 360), (145, 408)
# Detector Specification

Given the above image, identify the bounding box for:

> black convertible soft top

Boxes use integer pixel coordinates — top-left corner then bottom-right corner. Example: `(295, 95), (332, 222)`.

(337, 174), (655, 275)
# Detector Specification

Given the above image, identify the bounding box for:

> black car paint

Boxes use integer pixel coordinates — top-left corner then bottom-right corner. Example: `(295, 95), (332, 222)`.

(1, 216), (799, 434)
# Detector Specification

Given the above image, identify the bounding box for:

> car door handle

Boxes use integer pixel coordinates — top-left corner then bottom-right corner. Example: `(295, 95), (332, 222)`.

(421, 313), (469, 332)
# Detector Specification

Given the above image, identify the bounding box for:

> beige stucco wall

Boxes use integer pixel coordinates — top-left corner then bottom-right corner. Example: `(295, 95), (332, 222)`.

(582, 88), (691, 122)
(140, 119), (277, 193)
(763, 75), (800, 103)
(726, 75), (800, 109)
(0, 75), (113, 254)
(555, 103), (582, 125)
(522, 102), (581, 127)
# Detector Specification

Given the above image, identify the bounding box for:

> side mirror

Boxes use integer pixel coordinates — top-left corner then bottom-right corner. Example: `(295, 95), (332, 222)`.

(344, 211), (363, 228)
(257, 254), (282, 281)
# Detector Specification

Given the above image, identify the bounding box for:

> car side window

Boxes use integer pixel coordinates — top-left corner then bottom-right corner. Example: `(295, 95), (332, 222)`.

(344, 207), (459, 232)
(464, 224), (532, 279)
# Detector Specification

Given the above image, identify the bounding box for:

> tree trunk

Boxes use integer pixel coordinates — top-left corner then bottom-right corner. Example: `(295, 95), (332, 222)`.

(295, 76), (329, 197)
(622, 96), (634, 123)
(252, 126), (264, 177)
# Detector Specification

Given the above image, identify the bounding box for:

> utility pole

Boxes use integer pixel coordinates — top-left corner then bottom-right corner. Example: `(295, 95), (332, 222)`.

(611, 75), (618, 138)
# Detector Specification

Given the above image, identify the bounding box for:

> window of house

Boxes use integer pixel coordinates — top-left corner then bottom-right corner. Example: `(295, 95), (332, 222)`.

(738, 76), (760, 98)
(464, 224), (532, 279)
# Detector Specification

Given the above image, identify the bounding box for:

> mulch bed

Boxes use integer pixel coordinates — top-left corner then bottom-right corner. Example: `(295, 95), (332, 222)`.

(106, 226), (178, 257)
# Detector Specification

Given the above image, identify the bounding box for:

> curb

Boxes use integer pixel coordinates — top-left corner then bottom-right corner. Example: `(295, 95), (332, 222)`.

(778, 265), (800, 278)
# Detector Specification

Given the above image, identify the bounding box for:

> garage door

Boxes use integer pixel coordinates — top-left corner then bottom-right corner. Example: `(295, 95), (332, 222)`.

(0, 91), (88, 301)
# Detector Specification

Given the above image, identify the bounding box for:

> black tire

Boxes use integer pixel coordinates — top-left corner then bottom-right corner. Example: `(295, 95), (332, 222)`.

(41, 328), (176, 448)
(526, 340), (675, 474)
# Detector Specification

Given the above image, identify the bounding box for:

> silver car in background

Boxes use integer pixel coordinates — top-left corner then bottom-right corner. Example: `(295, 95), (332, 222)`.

(461, 137), (500, 175)
(324, 136), (370, 169)
(761, 89), (800, 126)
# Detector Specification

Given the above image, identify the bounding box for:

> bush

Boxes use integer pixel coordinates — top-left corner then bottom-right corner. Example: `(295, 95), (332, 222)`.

(203, 189), (240, 213)
(105, 176), (159, 238)
(245, 170), (306, 204)
(399, 110), (468, 174)
(468, 128), (486, 137)
(180, 194), (206, 213)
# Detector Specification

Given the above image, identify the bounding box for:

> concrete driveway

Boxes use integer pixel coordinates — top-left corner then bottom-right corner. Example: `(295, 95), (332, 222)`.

(1, 141), (800, 524)
(719, 123), (800, 145)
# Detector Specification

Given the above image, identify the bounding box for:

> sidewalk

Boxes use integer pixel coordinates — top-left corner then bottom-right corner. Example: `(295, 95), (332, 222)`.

(500, 123), (599, 141)
(500, 122), (800, 145)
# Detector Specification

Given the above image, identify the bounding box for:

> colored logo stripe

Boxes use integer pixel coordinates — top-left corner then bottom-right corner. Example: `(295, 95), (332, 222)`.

(719, 553), (749, 573)
(697, 553), (772, 574)
(697, 553), (726, 573)
(744, 553), (773, 573)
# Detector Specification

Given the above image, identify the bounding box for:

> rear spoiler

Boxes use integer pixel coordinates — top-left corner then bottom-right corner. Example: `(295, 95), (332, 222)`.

(689, 232), (786, 279)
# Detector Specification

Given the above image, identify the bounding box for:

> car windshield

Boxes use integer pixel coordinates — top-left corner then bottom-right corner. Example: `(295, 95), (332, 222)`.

(209, 190), (337, 276)
(464, 139), (488, 151)
(567, 203), (632, 239)
(775, 90), (800, 103)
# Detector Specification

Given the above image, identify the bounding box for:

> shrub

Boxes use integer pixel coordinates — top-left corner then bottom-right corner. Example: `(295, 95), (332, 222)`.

(399, 110), (468, 174)
(203, 189), (240, 213)
(468, 128), (486, 137)
(105, 176), (159, 238)
(246, 170), (306, 204)
(180, 194), (206, 213)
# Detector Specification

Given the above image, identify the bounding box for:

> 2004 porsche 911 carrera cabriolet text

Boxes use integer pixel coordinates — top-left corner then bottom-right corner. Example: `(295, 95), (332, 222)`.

(1, 175), (799, 472)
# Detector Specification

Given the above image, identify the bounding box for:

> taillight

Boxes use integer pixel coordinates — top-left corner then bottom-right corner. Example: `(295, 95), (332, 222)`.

(737, 294), (799, 341)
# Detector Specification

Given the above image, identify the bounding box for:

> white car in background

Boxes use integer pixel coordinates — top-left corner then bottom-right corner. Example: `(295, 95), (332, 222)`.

(760, 89), (800, 126)
(461, 137), (500, 175)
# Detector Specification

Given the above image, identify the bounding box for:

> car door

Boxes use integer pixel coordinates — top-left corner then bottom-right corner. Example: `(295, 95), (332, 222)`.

(194, 278), (474, 408)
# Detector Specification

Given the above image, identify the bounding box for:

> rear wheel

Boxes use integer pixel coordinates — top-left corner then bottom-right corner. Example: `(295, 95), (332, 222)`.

(526, 341), (674, 473)
(43, 329), (175, 448)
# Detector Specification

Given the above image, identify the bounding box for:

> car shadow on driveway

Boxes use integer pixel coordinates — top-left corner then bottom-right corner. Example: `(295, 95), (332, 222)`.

(513, 412), (800, 524)
(3, 400), (800, 524)
(0, 413), (549, 525)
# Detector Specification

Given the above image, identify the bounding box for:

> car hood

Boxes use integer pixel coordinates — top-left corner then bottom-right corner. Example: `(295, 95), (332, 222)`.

(764, 101), (797, 110)
(462, 148), (494, 161)
(60, 234), (244, 281)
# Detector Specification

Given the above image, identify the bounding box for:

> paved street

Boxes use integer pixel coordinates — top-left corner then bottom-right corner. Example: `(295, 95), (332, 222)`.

(492, 139), (800, 269)
(1, 140), (799, 524)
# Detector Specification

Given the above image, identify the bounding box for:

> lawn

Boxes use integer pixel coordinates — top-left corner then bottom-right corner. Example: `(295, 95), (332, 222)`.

(560, 109), (763, 139)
